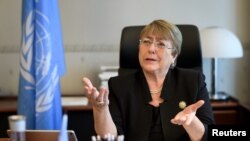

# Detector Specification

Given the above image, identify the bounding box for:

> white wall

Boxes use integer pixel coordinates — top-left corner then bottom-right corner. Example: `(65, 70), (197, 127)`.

(0, 0), (249, 103)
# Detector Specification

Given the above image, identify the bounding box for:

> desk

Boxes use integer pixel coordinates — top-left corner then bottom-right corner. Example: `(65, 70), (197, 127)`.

(0, 96), (94, 141)
(211, 99), (240, 125)
(0, 96), (92, 112)
(1, 96), (249, 140)
(0, 138), (9, 141)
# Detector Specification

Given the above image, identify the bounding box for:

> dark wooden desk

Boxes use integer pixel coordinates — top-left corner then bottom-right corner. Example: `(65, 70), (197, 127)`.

(1, 96), (249, 140)
(211, 99), (240, 125)
(0, 96), (94, 141)
(0, 96), (92, 112)
(0, 98), (17, 113)
(0, 138), (9, 141)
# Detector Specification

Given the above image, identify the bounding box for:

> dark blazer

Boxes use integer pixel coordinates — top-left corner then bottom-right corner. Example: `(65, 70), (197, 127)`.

(108, 68), (214, 141)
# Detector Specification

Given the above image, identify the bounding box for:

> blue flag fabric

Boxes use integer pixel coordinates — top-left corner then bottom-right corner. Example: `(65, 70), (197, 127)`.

(18, 0), (65, 130)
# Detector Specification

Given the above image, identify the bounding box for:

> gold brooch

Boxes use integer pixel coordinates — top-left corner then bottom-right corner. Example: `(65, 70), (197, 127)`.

(179, 101), (186, 109)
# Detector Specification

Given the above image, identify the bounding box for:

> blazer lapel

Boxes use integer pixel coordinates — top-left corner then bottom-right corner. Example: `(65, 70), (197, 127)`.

(128, 71), (152, 140)
(160, 69), (186, 140)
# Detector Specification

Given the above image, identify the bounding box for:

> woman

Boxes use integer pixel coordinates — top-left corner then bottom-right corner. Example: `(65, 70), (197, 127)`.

(83, 19), (214, 141)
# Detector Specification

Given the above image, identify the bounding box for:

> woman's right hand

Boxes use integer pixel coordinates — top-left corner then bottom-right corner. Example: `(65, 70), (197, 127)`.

(82, 77), (109, 109)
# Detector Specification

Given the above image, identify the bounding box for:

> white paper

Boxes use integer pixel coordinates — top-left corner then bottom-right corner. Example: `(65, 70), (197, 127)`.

(62, 97), (88, 106)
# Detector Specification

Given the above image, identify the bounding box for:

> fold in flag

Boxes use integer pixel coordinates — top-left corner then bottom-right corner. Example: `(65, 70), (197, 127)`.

(18, 0), (66, 130)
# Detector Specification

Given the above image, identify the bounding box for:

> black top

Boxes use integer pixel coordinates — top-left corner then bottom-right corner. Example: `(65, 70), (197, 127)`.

(148, 106), (164, 141)
(108, 68), (215, 141)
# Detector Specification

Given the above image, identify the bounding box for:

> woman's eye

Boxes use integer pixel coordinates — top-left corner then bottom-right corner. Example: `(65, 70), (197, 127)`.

(157, 42), (166, 48)
(143, 40), (151, 44)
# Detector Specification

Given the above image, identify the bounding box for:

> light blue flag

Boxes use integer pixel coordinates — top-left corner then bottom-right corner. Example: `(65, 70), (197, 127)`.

(18, 0), (66, 130)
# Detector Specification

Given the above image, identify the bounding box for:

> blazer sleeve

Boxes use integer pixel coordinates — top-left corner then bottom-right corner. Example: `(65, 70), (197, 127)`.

(196, 72), (215, 141)
(108, 76), (126, 135)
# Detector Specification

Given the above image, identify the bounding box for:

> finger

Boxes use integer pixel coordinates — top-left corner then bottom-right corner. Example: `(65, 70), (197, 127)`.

(86, 87), (95, 101)
(101, 88), (109, 103)
(82, 77), (93, 88)
(192, 100), (205, 111)
(84, 86), (91, 94)
(96, 91), (104, 103)
(99, 87), (106, 95)
(173, 115), (186, 122)
(171, 119), (177, 124)
(100, 87), (109, 96)
(171, 118), (182, 125)
(85, 87), (96, 102)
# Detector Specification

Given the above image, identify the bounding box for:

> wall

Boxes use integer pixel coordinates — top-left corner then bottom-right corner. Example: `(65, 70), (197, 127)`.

(0, 0), (249, 103)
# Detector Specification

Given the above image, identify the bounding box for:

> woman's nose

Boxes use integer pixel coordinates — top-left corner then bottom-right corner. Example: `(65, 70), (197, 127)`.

(148, 43), (157, 53)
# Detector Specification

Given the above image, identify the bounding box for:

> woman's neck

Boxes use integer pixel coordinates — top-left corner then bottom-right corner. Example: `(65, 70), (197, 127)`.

(142, 69), (168, 107)
(143, 69), (167, 90)
(143, 71), (167, 107)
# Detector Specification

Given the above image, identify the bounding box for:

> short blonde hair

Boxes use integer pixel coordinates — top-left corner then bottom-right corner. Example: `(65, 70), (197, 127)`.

(140, 19), (183, 68)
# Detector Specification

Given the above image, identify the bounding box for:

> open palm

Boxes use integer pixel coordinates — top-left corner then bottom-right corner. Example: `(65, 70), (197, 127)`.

(171, 100), (204, 126)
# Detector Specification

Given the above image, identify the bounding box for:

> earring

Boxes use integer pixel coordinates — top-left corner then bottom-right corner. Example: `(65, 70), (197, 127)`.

(170, 62), (175, 69)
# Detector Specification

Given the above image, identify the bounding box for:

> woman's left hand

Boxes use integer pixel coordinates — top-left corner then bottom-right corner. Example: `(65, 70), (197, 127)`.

(171, 100), (204, 126)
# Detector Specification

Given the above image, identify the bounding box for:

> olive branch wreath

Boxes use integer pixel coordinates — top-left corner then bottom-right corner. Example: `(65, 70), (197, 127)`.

(20, 11), (59, 114)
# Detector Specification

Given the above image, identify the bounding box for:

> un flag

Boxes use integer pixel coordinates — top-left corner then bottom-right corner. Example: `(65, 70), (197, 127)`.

(18, 0), (66, 130)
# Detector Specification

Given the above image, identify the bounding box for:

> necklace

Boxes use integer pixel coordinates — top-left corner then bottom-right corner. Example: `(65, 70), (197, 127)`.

(150, 86), (163, 94)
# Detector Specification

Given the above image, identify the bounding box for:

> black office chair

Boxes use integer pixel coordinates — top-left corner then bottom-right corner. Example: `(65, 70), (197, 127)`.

(118, 25), (203, 75)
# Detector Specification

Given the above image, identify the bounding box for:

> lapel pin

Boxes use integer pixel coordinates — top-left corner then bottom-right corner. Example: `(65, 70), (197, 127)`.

(179, 101), (186, 109)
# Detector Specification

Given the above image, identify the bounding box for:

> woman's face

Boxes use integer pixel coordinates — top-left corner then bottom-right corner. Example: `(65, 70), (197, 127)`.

(139, 35), (176, 73)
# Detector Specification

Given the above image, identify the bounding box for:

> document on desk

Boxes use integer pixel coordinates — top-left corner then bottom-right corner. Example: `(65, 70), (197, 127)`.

(62, 96), (88, 106)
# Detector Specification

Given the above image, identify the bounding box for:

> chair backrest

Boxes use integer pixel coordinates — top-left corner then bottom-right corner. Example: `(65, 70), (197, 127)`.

(119, 25), (202, 75)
